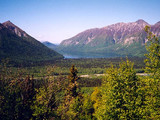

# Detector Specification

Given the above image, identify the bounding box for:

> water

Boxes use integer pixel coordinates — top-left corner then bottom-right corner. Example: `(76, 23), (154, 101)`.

(64, 54), (81, 59)
(63, 54), (109, 59)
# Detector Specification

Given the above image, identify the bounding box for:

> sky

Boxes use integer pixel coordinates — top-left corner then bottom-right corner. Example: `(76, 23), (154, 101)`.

(0, 0), (160, 44)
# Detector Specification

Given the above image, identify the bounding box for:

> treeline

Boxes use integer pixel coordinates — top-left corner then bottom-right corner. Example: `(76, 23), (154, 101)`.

(6, 57), (145, 78)
(0, 26), (160, 119)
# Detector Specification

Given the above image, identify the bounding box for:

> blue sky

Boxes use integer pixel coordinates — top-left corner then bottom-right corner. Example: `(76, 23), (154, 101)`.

(0, 0), (160, 43)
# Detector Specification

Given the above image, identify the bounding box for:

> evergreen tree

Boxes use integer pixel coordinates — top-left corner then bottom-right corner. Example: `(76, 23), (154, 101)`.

(58, 65), (82, 119)
(67, 65), (79, 97)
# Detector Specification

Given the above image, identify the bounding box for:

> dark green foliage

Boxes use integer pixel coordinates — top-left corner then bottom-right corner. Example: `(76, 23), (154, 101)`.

(0, 62), (35, 120)
(79, 77), (102, 87)
(67, 65), (79, 97)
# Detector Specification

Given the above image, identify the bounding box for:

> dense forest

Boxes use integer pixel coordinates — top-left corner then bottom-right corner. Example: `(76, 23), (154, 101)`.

(0, 26), (160, 119)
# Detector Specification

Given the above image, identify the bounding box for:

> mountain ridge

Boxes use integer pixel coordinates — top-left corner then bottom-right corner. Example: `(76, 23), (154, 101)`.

(2, 21), (28, 38)
(56, 19), (160, 58)
(0, 21), (63, 65)
(42, 41), (58, 49)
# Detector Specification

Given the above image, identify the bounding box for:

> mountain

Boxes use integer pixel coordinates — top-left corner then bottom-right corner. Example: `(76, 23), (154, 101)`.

(0, 21), (63, 65)
(57, 19), (160, 58)
(42, 41), (58, 49)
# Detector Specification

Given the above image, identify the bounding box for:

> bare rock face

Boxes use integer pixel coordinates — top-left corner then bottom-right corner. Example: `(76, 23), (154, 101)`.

(2, 21), (28, 37)
(60, 19), (159, 47)
(151, 21), (160, 36)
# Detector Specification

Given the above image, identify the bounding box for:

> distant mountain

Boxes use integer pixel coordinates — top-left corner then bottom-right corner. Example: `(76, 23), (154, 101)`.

(42, 41), (58, 49)
(0, 21), (63, 65)
(57, 19), (160, 58)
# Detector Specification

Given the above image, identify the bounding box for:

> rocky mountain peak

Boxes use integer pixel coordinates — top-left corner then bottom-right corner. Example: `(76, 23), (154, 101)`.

(135, 19), (148, 24)
(3, 20), (15, 26)
(2, 20), (28, 37)
(60, 19), (159, 48)
(154, 21), (160, 26)
(151, 21), (160, 36)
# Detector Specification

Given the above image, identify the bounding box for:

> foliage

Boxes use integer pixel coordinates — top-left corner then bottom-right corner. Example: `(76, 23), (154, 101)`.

(144, 26), (160, 74)
(144, 26), (160, 119)
(31, 81), (56, 120)
(92, 59), (147, 119)
(0, 29), (160, 120)
(0, 60), (35, 120)
(57, 65), (80, 119)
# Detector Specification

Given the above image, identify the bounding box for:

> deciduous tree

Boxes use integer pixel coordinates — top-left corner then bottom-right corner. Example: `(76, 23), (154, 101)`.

(144, 26), (160, 119)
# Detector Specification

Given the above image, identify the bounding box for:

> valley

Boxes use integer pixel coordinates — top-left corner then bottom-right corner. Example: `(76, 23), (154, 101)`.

(1, 0), (160, 119)
(0, 20), (159, 120)
(44, 19), (160, 58)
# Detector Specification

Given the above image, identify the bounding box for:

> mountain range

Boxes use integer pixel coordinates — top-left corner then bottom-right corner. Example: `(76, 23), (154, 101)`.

(1, 19), (159, 63)
(54, 19), (160, 58)
(0, 21), (63, 65)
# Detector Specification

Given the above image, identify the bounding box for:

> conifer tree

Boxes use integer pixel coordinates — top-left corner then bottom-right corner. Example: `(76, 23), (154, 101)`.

(67, 65), (79, 97)
(58, 65), (82, 119)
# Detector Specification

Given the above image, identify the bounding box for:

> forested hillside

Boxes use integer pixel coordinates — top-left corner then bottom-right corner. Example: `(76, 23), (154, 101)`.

(0, 21), (63, 65)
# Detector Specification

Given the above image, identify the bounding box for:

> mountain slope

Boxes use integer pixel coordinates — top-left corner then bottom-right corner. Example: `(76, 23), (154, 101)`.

(0, 21), (63, 64)
(57, 19), (160, 58)
(42, 41), (58, 49)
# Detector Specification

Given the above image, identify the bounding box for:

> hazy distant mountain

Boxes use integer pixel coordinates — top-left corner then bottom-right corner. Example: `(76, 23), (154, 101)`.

(42, 41), (58, 49)
(57, 19), (160, 58)
(0, 21), (63, 64)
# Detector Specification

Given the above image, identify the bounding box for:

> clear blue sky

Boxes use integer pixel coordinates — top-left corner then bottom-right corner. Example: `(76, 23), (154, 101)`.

(0, 0), (160, 43)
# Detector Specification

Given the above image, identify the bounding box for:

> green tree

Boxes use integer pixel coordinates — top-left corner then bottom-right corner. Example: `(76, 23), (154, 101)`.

(58, 65), (82, 119)
(144, 26), (160, 119)
(144, 26), (160, 75)
(92, 59), (147, 119)
(81, 94), (95, 120)
(31, 81), (56, 120)
(91, 87), (102, 119)
(67, 65), (79, 97)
